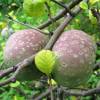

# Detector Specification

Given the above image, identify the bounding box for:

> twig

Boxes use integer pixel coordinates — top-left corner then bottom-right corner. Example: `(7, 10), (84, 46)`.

(0, 0), (86, 87)
(38, 0), (83, 29)
(93, 62), (100, 71)
(0, 55), (35, 87)
(34, 86), (57, 100)
(91, 9), (100, 26)
(0, 66), (17, 78)
(48, 76), (54, 100)
(6, 15), (48, 35)
(51, 0), (74, 16)
(63, 87), (100, 96)
(44, 5), (81, 50)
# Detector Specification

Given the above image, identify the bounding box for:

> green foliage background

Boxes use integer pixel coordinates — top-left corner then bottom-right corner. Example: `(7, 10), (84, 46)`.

(0, 0), (100, 100)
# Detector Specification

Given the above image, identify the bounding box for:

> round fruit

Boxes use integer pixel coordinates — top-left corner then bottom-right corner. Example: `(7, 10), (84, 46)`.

(3, 29), (48, 81)
(52, 30), (96, 88)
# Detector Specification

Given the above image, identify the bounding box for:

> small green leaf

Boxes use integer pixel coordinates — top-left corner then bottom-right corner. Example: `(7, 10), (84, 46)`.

(88, 10), (97, 24)
(10, 81), (20, 88)
(13, 95), (25, 100)
(32, 0), (46, 4)
(89, 0), (100, 5)
(80, 1), (88, 10)
(35, 50), (56, 75)
(96, 50), (100, 55)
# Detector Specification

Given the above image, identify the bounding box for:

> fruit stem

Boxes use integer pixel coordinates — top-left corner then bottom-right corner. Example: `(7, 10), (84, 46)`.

(48, 75), (54, 100)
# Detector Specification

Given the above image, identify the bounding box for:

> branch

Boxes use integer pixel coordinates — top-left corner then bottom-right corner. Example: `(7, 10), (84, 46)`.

(38, 0), (83, 29)
(63, 87), (100, 96)
(0, 57), (34, 86)
(34, 86), (57, 100)
(45, 6), (81, 50)
(0, 0), (87, 86)
(0, 66), (17, 78)
(93, 62), (100, 71)
(33, 86), (100, 99)
(6, 15), (48, 35)
(29, 86), (100, 99)
(91, 9), (100, 26)
(51, 0), (74, 16)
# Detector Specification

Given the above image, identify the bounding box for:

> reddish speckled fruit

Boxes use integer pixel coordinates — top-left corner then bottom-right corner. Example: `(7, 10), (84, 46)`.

(3, 29), (48, 81)
(52, 30), (96, 87)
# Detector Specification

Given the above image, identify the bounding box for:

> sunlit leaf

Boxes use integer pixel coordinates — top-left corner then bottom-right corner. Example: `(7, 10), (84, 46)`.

(80, 1), (88, 10)
(89, 0), (100, 5)
(47, 79), (57, 85)
(10, 81), (20, 88)
(88, 10), (97, 24)
(35, 50), (56, 75)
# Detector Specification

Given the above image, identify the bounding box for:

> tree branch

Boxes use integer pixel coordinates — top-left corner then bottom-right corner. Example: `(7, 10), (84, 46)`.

(63, 87), (100, 96)
(6, 15), (48, 35)
(0, 0), (88, 87)
(38, 0), (83, 29)
(34, 86), (57, 100)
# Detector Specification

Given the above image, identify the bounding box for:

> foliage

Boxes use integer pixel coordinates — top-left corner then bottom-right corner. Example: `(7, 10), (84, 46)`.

(35, 50), (56, 75)
(0, 0), (100, 100)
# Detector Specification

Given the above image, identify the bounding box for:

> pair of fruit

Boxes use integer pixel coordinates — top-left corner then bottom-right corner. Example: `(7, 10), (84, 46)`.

(1, 29), (96, 88)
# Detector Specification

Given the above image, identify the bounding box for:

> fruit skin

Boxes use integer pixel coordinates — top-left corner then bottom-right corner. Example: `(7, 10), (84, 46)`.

(23, 0), (46, 17)
(3, 29), (48, 81)
(52, 30), (96, 88)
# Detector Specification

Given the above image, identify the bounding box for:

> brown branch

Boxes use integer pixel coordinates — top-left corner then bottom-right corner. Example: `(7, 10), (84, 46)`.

(6, 15), (49, 35)
(33, 87), (100, 99)
(51, 0), (74, 16)
(91, 9), (100, 25)
(34, 86), (57, 100)
(0, 0), (86, 87)
(0, 57), (34, 86)
(63, 87), (100, 96)
(93, 62), (100, 71)
(44, 6), (81, 50)
(38, 0), (83, 29)
(0, 66), (17, 78)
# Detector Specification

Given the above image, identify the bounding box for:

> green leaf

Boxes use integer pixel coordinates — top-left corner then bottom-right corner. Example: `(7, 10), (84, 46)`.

(23, 0), (49, 17)
(32, 0), (46, 4)
(88, 10), (97, 24)
(80, 1), (88, 10)
(10, 81), (20, 88)
(89, 0), (100, 5)
(13, 95), (24, 100)
(96, 50), (100, 55)
(35, 50), (56, 75)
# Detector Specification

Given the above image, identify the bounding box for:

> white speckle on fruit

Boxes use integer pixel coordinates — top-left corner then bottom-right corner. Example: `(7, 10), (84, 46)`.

(10, 53), (13, 56)
(80, 44), (84, 48)
(79, 52), (83, 56)
(81, 41), (85, 44)
(26, 45), (30, 48)
(15, 47), (18, 50)
(85, 54), (89, 58)
(73, 54), (78, 58)
(30, 43), (33, 47)
(22, 48), (26, 52)
(20, 42), (25, 46)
